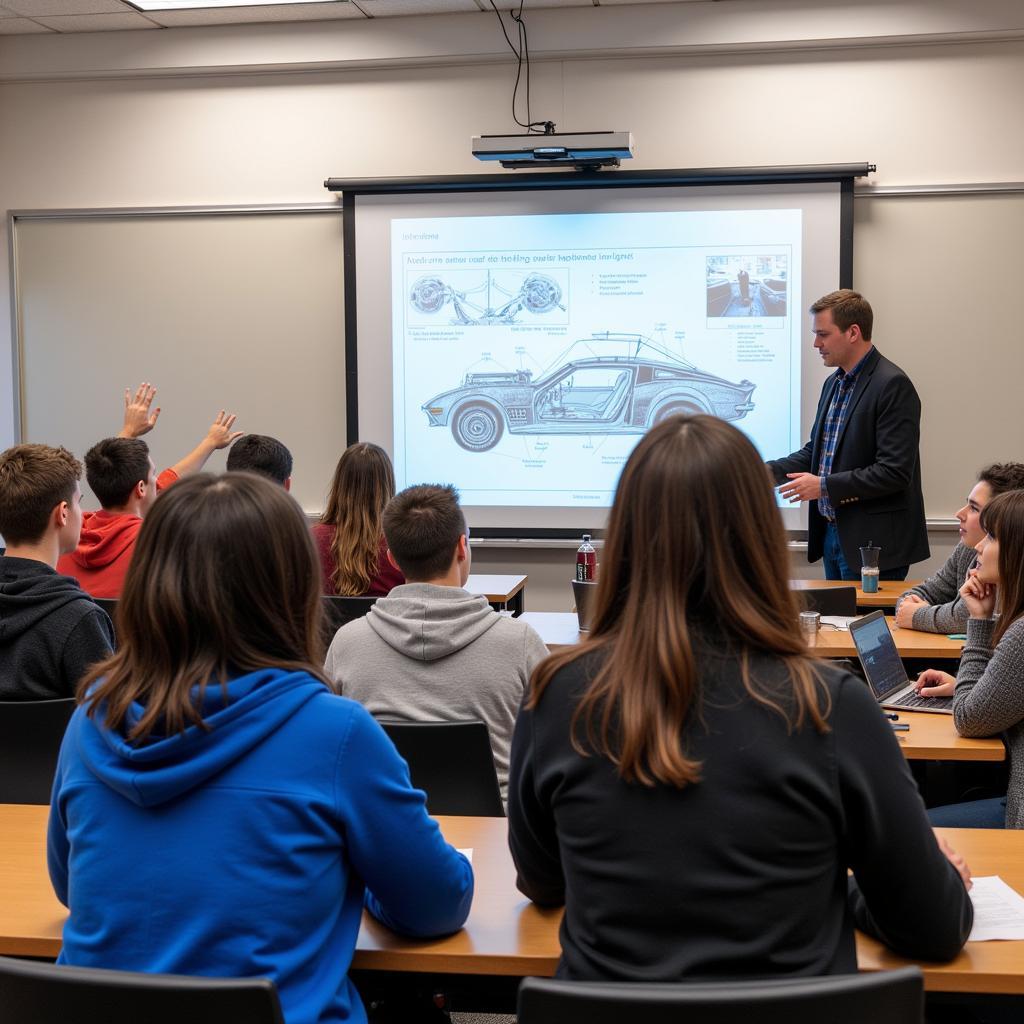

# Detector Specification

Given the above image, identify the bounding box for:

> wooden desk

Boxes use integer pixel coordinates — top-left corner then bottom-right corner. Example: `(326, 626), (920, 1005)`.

(812, 617), (963, 661)
(3, 807), (1022, 994)
(518, 614), (993, 762)
(791, 578), (922, 611)
(520, 612), (964, 662)
(467, 574), (527, 617)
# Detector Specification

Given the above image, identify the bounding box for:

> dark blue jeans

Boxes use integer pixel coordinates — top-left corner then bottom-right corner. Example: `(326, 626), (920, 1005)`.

(822, 521), (910, 582)
(928, 796), (1007, 829)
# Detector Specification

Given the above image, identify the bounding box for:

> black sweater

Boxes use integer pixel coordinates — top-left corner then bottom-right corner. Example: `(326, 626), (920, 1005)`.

(508, 646), (972, 981)
(0, 557), (113, 701)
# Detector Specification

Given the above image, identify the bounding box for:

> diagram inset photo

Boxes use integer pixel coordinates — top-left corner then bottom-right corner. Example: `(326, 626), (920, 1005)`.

(407, 269), (569, 327)
(420, 333), (756, 453)
(706, 255), (789, 318)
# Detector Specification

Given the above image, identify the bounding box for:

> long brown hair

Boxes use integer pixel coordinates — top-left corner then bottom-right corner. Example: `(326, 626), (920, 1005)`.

(978, 488), (1024, 645)
(530, 415), (830, 788)
(83, 472), (330, 741)
(320, 443), (396, 595)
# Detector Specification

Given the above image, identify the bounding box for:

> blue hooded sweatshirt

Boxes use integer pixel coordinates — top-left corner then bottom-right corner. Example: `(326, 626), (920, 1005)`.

(47, 668), (473, 1024)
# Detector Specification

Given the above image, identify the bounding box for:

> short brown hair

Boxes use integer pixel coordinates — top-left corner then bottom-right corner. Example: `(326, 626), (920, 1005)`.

(809, 289), (873, 341)
(0, 443), (81, 544)
(382, 484), (465, 582)
(979, 462), (1024, 498)
(85, 437), (151, 509)
(83, 472), (330, 740)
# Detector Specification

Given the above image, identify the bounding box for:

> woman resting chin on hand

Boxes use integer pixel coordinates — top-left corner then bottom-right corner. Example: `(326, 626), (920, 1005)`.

(915, 565), (999, 700)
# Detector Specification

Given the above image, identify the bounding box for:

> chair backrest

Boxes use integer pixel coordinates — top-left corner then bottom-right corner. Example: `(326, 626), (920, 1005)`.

(517, 968), (923, 1024)
(0, 698), (77, 803)
(322, 596), (378, 642)
(0, 956), (285, 1024)
(795, 586), (858, 617)
(379, 719), (504, 817)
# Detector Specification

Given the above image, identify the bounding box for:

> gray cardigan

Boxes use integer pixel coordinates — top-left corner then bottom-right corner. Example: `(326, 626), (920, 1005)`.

(897, 542), (976, 633)
(953, 616), (1024, 828)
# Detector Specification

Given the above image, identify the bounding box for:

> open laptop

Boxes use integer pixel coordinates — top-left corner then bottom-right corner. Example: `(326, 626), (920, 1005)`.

(849, 610), (954, 714)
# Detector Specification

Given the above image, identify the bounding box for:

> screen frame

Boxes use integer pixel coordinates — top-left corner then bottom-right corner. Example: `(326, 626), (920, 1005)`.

(329, 163), (865, 539)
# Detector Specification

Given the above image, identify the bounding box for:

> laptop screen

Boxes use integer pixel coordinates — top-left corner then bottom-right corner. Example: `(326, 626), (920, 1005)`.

(850, 612), (909, 701)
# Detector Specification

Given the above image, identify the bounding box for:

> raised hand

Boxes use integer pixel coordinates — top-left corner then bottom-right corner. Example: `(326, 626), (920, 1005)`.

(120, 381), (160, 438)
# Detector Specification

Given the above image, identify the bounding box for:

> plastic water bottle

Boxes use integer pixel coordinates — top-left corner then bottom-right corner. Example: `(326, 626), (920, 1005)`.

(576, 535), (596, 582)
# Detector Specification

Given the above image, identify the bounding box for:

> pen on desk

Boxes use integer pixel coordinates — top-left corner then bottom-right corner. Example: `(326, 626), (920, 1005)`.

(891, 723), (910, 731)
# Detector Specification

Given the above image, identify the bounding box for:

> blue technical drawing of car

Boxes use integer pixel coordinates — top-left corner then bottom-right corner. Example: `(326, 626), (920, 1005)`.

(421, 334), (756, 453)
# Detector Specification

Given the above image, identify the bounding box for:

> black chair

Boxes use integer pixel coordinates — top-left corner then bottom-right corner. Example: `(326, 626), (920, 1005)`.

(322, 596), (378, 642)
(517, 968), (924, 1024)
(379, 720), (504, 817)
(0, 955), (284, 1024)
(92, 597), (118, 619)
(0, 698), (76, 803)
(796, 585), (858, 617)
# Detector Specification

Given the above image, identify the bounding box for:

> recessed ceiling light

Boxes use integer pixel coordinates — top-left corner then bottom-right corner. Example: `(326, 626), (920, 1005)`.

(125, 0), (347, 11)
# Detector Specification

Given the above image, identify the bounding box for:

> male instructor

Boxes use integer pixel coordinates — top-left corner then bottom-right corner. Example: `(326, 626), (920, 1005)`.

(766, 289), (928, 581)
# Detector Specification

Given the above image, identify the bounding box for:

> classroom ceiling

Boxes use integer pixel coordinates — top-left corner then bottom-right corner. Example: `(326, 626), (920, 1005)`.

(0, 0), (739, 36)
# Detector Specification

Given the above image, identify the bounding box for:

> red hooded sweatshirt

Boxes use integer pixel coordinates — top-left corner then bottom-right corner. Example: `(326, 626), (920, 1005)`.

(56, 469), (178, 598)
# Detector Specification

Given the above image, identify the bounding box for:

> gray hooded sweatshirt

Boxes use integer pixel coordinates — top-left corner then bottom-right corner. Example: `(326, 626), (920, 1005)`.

(324, 582), (549, 805)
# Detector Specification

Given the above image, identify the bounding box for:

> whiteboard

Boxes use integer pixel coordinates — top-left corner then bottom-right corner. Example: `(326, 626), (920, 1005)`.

(853, 189), (1024, 520)
(12, 208), (346, 514)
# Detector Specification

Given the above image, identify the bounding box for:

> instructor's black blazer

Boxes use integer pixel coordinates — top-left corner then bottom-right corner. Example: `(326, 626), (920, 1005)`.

(767, 346), (929, 573)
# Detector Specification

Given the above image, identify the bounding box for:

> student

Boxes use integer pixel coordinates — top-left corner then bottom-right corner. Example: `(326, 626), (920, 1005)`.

(313, 442), (405, 596)
(508, 415), (972, 980)
(0, 444), (114, 700)
(58, 383), (243, 598)
(48, 472), (472, 1024)
(325, 484), (548, 806)
(914, 488), (1024, 829)
(895, 463), (1024, 632)
(226, 433), (293, 489)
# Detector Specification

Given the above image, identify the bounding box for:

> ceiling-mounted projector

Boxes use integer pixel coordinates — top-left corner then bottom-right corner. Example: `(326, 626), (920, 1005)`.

(472, 130), (634, 170)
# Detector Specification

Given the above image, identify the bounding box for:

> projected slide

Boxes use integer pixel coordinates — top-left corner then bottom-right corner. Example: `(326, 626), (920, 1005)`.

(392, 208), (802, 508)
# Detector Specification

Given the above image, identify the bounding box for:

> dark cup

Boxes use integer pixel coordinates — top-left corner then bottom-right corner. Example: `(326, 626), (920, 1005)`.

(571, 579), (598, 632)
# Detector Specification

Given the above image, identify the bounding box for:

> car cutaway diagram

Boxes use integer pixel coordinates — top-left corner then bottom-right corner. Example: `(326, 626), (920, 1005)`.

(420, 334), (756, 453)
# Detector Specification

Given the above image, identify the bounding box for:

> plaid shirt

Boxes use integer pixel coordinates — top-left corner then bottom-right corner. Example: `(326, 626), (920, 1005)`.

(817, 351), (871, 521)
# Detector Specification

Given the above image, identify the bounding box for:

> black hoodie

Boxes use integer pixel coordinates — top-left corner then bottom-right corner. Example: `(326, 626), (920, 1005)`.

(0, 556), (114, 701)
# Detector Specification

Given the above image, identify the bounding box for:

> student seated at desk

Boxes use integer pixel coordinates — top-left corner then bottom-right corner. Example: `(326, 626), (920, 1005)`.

(508, 415), (972, 981)
(895, 462), (1024, 633)
(325, 484), (547, 807)
(48, 472), (472, 1024)
(915, 488), (1024, 829)
(0, 443), (113, 700)
(313, 442), (405, 596)
(58, 382), (244, 598)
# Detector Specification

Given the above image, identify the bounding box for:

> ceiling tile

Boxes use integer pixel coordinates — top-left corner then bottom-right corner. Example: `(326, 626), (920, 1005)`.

(0, 15), (53, 29)
(33, 10), (159, 27)
(3, 0), (129, 15)
(0, 5), (21, 16)
(149, 1), (361, 25)
(355, 0), (481, 14)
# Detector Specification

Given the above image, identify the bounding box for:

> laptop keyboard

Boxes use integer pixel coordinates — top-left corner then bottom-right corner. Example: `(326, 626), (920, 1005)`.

(891, 691), (953, 711)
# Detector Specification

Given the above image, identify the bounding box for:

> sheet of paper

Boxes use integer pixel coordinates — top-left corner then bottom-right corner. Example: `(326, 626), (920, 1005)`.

(457, 848), (473, 863)
(968, 876), (1024, 941)
(821, 615), (857, 630)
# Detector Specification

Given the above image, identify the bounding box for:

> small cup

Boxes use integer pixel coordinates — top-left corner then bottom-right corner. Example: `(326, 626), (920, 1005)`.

(860, 545), (881, 594)
(571, 580), (598, 632)
(799, 610), (821, 647)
